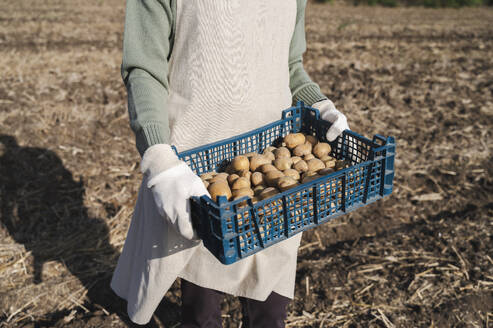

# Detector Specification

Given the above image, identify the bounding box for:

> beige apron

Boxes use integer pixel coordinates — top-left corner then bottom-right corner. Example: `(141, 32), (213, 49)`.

(111, 0), (301, 324)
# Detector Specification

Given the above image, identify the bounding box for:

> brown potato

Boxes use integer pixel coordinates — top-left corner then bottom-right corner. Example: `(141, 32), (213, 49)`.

(259, 164), (278, 174)
(209, 173), (229, 184)
(307, 158), (325, 172)
(313, 142), (331, 159)
(232, 187), (254, 199)
(274, 147), (291, 159)
(277, 176), (299, 191)
(320, 155), (335, 162)
(263, 151), (275, 162)
(250, 155), (270, 171)
(293, 160), (309, 173)
(284, 133), (306, 149)
(264, 146), (277, 153)
(291, 156), (302, 164)
(208, 181), (232, 202)
(305, 135), (318, 146)
(303, 154), (315, 161)
(203, 180), (210, 189)
(253, 185), (266, 196)
(200, 172), (216, 181)
(293, 143), (312, 157)
(259, 187), (280, 200)
(274, 157), (293, 171)
(231, 177), (251, 190)
(232, 155), (249, 171)
(283, 169), (300, 181)
(324, 160), (336, 169)
(238, 170), (252, 180)
(251, 172), (264, 186)
(265, 170), (284, 187)
(227, 174), (240, 185)
(301, 173), (321, 184)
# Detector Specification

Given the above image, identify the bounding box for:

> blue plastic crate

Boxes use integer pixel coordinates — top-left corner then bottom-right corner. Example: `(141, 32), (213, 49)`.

(175, 102), (395, 265)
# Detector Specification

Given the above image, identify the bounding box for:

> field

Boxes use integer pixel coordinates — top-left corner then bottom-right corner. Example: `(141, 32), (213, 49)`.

(0, 0), (492, 327)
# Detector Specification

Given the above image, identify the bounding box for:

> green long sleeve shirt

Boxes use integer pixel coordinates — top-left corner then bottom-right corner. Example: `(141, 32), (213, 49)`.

(122, 0), (327, 156)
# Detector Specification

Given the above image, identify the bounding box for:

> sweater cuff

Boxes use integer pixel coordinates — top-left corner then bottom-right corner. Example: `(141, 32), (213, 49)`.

(136, 122), (169, 157)
(292, 84), (328, 107)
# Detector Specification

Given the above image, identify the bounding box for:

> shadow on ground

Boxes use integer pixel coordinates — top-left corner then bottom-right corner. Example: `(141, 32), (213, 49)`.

(0, 135), (180, 327)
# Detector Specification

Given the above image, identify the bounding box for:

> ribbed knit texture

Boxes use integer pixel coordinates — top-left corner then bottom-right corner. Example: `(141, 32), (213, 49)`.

(122, 0), (327, 156)
(292, 83), (328, 106)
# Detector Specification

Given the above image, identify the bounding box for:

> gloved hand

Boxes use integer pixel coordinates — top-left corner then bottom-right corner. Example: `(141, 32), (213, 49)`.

(312, 99), (350, 142)
(141, 144), (209, 240)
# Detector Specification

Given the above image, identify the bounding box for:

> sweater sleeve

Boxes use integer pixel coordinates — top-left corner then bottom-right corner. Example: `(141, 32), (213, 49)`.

(122, 0), (174, 157)
(289, 0), (328, 106)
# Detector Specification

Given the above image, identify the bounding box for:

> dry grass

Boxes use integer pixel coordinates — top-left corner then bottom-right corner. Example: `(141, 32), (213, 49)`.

(0, 0), (492, 327)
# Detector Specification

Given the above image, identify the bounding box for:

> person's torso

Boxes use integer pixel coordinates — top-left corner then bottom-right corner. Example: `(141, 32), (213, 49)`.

(167, 0), (297, 151)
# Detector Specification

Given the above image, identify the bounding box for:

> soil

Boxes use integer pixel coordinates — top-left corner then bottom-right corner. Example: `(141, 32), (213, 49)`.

(0, 0), (492, 327)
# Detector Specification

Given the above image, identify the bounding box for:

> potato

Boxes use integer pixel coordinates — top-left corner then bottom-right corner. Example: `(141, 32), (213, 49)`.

(203, 180), (210, 189)
(232, 187), (254, 199)
(284, 133), (306, 149)
(253, 185), (266, 196)
(313, 143), (331, 159)
(283, 169), (300, 181)
(318, 167), (335, 175)
(307, 158), (325, 172)
(301, 172), (321, 184)
(259, 164), (278, 174)
(324, 160), (336, 169)
(227, 174), (240, 185)
(264, 146), (277, 153)
(274, 157), (293, 171)
(274, 147), (291, 159)
(231, 177), (250, 190)
(320, 155), (335, 162)
(250, 155), (270, 171)
(259, 187), (280, 200)
(291, 156), (302, 164)
(263, 151), (275, 162)
(302, 171), (318, 179)
(293, 160), (309, 173)
(293, 143), (312, 157)
(277, 176), (299, 191)
(209, 173), (229, 184)
(304, 154), (315, 161)
(200, 172), (216, 181)
(265, 170), (284, 187)
(238, 170), (252, 180)
(208, 181), (232, 202)
(251, 172), (264, 186)
(232, 155), (249, 171)
(305, 135), (318, 146)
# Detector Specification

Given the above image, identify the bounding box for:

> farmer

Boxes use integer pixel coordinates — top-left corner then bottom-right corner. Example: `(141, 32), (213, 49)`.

(111, 0), (349, 327)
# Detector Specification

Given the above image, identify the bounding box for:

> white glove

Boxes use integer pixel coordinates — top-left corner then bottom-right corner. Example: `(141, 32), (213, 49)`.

(141, 144), (209, 240)
(312, 99), (350, 142)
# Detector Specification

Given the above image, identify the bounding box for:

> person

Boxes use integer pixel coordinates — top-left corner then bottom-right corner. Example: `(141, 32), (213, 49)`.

(110, 0), (349, 327)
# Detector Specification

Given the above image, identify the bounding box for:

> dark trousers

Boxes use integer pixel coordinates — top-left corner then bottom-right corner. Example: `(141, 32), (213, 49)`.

(180, 279), (290, 328)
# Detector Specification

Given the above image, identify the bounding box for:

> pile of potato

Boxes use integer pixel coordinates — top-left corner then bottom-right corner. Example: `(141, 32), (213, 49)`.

(200, 133), (350, 204)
